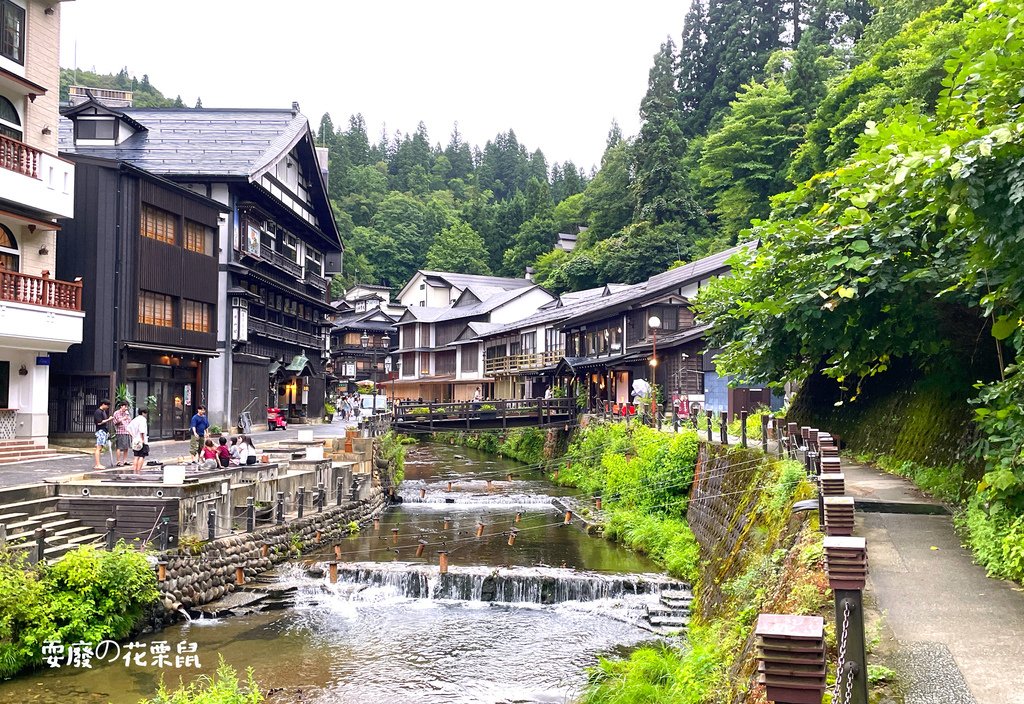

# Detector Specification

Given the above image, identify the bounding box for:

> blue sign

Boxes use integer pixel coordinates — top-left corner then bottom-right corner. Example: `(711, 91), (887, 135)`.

(35, 356), (50, 366)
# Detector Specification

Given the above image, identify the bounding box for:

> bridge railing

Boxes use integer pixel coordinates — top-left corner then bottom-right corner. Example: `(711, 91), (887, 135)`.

(392, 397), (575, 428)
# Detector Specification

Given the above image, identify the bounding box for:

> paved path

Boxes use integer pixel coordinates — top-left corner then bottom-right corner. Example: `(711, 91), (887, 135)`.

(0, 420), (358, 489)
(843, 459), (1024, 704)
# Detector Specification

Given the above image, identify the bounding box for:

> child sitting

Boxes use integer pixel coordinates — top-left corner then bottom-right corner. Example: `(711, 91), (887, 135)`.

(201, 439), (218, 469)
(217, 436), (231, 468)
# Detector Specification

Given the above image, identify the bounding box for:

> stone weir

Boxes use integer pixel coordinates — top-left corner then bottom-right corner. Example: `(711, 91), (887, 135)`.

(303, 561), (689, 605)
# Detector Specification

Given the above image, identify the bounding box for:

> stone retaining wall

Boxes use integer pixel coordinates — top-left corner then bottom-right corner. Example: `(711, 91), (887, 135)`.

(155, 486), (385, 614)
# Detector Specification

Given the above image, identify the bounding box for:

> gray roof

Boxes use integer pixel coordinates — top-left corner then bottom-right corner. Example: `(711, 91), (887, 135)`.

(481, 286), (621, 337)
(59, 107), (307, 178)
(397, 269), (533, 301)
(559, 242), (755, 328)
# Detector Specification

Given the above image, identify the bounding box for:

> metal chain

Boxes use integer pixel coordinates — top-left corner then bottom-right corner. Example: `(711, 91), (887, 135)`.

(831, 599), (852, 704)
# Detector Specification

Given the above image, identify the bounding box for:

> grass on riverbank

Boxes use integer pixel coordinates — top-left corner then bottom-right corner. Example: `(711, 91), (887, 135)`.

(430, 428), (548, 466)
(141, 658), (263, 704)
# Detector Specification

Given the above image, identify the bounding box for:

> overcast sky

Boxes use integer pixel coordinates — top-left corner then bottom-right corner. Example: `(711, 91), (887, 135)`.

(59, 1), (689, 171)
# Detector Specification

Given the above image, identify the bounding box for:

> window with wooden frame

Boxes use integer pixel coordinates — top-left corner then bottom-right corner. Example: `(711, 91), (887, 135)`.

(182, 300), (210, 333)
(0, 0), (25, 65)
(141, 204), (177, 245)
(184, 220), (214, 255)
(139, 291), (174, 327)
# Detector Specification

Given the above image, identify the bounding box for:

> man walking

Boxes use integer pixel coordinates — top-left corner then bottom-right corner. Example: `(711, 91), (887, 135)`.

(93, 399), (114, 469)
(111, 401), (132, 467)
(190, 405), (209, 463)
(127, 409), (149, 473)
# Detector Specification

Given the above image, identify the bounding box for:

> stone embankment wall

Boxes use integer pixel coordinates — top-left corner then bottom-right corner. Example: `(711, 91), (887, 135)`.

(155, 487), (385, 614)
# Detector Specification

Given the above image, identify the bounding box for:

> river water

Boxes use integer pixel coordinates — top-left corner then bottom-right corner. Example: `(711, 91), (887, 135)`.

(0, 443), (668, 703)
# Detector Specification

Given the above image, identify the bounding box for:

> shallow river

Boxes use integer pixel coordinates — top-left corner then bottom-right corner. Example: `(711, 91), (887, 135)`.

(0, 443), (665, 703)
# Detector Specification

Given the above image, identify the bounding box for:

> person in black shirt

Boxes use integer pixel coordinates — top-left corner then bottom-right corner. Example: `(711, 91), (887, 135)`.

(93, 399), (114, 469)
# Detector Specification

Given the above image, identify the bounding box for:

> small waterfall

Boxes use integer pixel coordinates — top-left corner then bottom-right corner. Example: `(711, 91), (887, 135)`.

(302, 561), (689, 605)
(177, 608), (193, 622)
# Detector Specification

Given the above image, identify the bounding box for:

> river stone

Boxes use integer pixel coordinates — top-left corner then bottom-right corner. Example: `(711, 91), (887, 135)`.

(306, 567), (325, 579)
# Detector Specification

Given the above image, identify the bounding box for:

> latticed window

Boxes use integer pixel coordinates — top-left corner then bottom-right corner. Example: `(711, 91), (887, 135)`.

(184, 220), (214, 255)
(182, 300), (210, 333)
(141, 205), (176, 245)
(139, 291), (174, 327)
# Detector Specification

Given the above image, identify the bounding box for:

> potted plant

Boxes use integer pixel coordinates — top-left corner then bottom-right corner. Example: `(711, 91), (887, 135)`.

(478, 403), (498, 419)
(324, 402), (337, 423)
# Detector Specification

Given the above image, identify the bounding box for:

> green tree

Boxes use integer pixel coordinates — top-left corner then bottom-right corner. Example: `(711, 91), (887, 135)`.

(582, 140), (634, 241)
(698, 78), (804, 240)
(425, 221), (491, 274)
(501, 215), (558, 277)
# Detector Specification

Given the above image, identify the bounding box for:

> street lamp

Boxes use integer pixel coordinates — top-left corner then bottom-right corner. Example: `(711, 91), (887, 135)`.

(382, 332), (391, 411)
(648, 315), (662, 428)
(361, 330), (378, 415)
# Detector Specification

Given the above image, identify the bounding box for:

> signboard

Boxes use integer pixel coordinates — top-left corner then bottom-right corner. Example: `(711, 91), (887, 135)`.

(183, 384), (192, 407)
(245, 224), (261, 257)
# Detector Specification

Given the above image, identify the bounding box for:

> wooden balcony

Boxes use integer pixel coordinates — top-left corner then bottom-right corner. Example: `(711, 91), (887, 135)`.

(0, 134), (40, 179)
(260, 243), (302, 278)
(484, 349), (563, 376)
(305, 269), (329, 292)
(0, 270), (82, 311)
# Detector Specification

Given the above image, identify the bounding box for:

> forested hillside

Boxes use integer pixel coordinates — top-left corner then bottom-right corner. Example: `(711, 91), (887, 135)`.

(314, 118), (589, 288)
(59, 67), (187, 107)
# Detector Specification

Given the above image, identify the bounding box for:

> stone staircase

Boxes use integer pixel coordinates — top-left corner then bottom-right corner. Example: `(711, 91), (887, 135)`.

(0, 495), (106, 563)
(0, 439), (62, 464)
(645, 588), (693, 634)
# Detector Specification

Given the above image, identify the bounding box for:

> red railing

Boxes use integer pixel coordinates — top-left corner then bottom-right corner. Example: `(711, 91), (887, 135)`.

(0, 134), (41, 179)
(0, 270), (82, 311)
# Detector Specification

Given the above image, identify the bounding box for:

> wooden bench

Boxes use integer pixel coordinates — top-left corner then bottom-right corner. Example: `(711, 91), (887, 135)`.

(172, 428), (190, 441)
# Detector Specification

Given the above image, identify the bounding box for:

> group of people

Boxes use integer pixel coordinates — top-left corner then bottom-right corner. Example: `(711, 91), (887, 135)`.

(93, 399), (150, 473)
(335, 393), (362, 421)
(92, 402), (260, 474)
(190, 405), (258, 468)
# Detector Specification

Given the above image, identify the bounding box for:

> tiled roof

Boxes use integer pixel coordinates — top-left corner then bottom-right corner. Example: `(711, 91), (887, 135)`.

(59, 108), (307, 177)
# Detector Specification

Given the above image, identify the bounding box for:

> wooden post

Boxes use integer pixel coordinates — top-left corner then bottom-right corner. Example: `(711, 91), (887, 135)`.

(419, 487), (426, 499)
(297, 487), (305, 519)
(0, 523), (6, 549)
(595, 497), (602, 511)
(246, 497), (255, 533)
(328, 561), (338, 584)
(564, 510), (572, 525)
(391, 527), (399, 544)
(476, 522), (484, 538)
(373, 516), (380, 530)
(514, 512), (521, 523)
(761, 415), (769, 454)
(825, 537), (869, 704)
(740, 410), (748, 447)
(443, 516), (451, 530)
(207, 509), (216, 541)
(334, 544), (341, 559)
(336, 476), (344, 506)
(105, 518), (117, 550)
(438, 551), (449, 574)
(720, 411), (728, 445)
(276, 491), (284, 524)
(317, 483), (325, 513)
(416, 540), (426, 558)
(157, 560), (167, 582)
(235, 566), (245, 585)
(261, 543), (269, 558)
(447, 480), (453, 492)
(706, 410), (713, 442)
(508, 529), (518, 546)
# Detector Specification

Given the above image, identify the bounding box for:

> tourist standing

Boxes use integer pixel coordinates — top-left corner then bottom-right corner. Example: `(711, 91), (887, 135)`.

(92, 399), (113, 469)
(111, 401), (132, 467)
(190, 405), (209, 463)
(127, 409), (149, 473)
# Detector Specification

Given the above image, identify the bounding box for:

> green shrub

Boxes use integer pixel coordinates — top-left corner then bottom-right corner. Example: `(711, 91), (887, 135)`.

(604, 510), (700, 582)
(958, 499), (1024, 584)
(142, 657), (263, 704)
(376, 431), (407, 484)
(408, 407), (430, 415)
(499, 428), (546, 465)
(478, 404), (497, 412)
(0, 543), (158, 678)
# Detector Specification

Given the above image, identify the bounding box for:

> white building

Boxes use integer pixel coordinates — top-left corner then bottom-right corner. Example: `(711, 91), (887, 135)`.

(0, 0), (81, 448)
(392, 271), (554, 401)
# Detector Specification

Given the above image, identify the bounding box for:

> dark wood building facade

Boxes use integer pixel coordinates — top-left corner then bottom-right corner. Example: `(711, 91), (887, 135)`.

(58, 101), (343, 431)
(51, 156), (223, 438)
